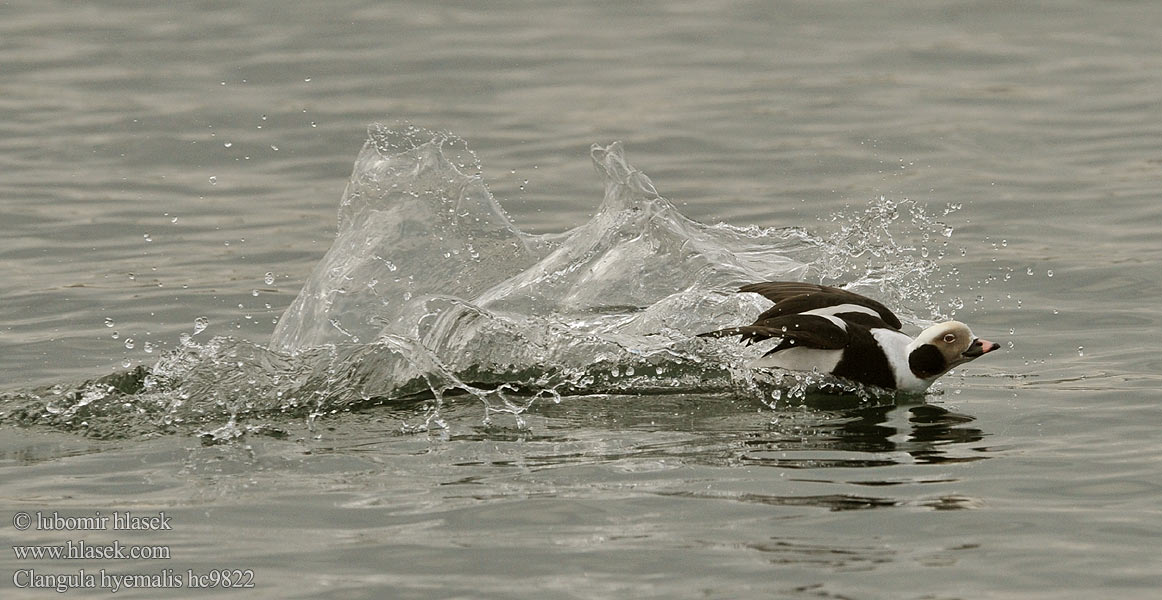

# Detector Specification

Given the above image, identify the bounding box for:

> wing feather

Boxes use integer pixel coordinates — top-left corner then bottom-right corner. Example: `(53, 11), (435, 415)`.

(698, 314), (849, 349)
(739, 282), (902, 330)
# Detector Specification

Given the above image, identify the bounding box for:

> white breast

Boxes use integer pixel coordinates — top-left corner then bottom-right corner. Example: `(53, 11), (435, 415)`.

(870, 328), (932, 392)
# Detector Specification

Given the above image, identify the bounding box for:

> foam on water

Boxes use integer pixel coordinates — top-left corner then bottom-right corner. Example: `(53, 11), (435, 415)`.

(0, 124), (959, 439)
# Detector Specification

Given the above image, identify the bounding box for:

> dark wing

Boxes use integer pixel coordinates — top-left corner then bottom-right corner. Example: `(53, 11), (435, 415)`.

(739, 282), (902, 330)
(698, 314), (849, 349)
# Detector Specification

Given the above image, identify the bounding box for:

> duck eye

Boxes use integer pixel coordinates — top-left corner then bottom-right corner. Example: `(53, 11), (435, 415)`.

(943, 333), (956, 343)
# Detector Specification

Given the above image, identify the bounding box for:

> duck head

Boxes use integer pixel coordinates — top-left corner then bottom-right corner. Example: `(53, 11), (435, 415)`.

(907, 321), (1000, 380)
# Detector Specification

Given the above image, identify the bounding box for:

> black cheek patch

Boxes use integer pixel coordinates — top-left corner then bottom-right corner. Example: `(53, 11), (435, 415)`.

(909, 344), (947, 379)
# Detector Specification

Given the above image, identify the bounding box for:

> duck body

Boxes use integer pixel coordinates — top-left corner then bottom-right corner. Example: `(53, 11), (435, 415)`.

(699, 282), (999, 393)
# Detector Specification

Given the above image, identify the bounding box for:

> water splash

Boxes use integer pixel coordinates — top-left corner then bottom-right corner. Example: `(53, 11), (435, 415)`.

(1, 123), (953, 439)
(269, 123), (545, 352)
(814, 196), (961, 324)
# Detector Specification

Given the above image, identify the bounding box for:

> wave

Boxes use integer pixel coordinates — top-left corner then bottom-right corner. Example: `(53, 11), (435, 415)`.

(0, 124), (960, 439)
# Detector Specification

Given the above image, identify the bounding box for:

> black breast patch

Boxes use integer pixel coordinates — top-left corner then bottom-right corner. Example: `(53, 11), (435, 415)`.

(832, 327), (898, 389)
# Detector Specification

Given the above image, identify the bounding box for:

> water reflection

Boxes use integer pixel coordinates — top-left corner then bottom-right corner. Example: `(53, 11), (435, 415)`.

(446, 391), (989, 477)
(739, 402), (987, 469)
(275, 391), (993, 513)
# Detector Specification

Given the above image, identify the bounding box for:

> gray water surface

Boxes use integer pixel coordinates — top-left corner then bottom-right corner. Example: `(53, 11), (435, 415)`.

(3, 2), (1161, 599)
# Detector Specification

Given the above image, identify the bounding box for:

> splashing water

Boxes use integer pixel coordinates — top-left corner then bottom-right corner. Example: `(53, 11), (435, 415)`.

(0, 123), (957, 439)
(815, 197), (961, 323)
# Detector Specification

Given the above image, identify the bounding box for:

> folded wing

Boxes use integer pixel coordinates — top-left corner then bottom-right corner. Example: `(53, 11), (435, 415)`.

(698, 313), (849, 350)
(739, 282), (902, 331)
(698, 282), (903, 353)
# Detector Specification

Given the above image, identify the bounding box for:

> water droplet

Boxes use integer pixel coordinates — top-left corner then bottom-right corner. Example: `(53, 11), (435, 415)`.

(143, 233), (152, 242)
(121, 358), (132, 368)
(223, 142), (233, 148)
(264, 272), (275, 285)
(1077, 346), (1084, 356)
(270, 144), (279, 151)
(110, 331), (119, 340)
(124, 338), (135, 349)
(251, 289), (259, 296)
(304, 77), (312, 82)
(1026, 267), (1034, 276)
(170, 216), (179, 224)
(104, 317), (114, 328)
(143, 342), (154, 354)
(1001, 239), (1008, 247)
(625, 366), (635, 376)
(310, 121), (317, 128)
(209, 176), (217, 185)
(1047, 269), (1054, 277)
(193, 316), (209, 335)
(1009, 328), (1015, 335)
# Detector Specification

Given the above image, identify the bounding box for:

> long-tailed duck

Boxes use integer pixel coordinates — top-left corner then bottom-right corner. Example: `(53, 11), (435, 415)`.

(699, 282), (999, 392)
